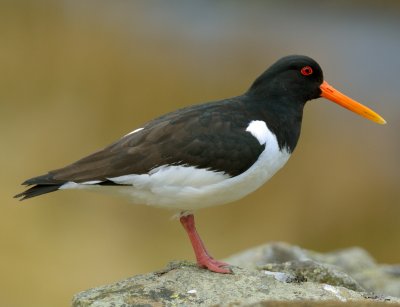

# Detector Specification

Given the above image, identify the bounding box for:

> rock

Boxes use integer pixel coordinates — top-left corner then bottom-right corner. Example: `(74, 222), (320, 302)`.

(72, 243), (400, 307)
(226, 242), (400, 298)
(260, 260), (364, 292)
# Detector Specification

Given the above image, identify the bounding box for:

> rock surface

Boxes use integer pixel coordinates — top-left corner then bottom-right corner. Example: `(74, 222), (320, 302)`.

(226, 242), (400, 298)
(72, 242), (400, 306)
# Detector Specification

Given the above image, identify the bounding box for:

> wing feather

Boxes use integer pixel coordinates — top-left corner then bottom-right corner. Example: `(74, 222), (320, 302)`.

(16, 98), (266, 200)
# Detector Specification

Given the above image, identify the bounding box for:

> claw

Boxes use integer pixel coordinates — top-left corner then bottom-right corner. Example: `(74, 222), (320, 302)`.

(199, 260), (231, 274)
(197, 253), (231, 273)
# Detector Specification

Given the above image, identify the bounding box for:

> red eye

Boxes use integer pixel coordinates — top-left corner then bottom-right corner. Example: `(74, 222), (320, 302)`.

(301, 66), (313, 76)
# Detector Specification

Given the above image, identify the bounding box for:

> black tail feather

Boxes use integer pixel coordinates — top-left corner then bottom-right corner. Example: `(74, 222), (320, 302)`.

(14, 184), (63, 201)
(15, 173), (65, 201)
(22, 173), (64, 186)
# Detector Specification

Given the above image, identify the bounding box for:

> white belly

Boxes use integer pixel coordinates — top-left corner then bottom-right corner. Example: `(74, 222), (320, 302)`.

(60, 121), (291, 211)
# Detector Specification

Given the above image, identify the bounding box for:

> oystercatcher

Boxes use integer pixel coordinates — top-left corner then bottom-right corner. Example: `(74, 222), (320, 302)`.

(15, 55), (386, 274)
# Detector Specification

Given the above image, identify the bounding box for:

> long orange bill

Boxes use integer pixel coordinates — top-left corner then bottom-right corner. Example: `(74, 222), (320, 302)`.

(320, 81), (386, 125)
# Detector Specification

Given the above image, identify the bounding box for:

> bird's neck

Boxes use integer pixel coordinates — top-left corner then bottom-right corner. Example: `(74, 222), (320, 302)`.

(242, 92), (306, 153)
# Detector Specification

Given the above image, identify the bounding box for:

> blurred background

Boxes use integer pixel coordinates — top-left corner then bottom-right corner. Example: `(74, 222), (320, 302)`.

(1, 1), (399, 306)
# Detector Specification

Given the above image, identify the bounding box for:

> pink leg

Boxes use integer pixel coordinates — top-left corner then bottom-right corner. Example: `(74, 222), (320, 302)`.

(180, 214), (231, 274)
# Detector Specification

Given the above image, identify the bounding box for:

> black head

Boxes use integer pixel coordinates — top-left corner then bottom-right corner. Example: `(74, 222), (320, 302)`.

(248, 55), (324, 102)
(247, 55), (385, 124)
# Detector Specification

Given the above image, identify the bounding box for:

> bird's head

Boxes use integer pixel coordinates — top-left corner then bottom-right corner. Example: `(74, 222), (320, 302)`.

(249, 55), (386, 125)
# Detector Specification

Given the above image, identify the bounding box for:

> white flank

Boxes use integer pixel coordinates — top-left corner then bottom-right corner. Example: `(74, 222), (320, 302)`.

(124, 127), (144, 137)
(109, 165), (229, 188)
(61, 120), (290, 211)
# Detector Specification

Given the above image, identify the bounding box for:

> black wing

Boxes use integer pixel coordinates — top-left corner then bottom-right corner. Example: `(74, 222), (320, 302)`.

(15, 97), (265, 200)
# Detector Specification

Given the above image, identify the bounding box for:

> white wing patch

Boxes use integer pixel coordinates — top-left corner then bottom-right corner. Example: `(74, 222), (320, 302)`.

(124, 127), (144, 137)
(246, 120), (269, 145)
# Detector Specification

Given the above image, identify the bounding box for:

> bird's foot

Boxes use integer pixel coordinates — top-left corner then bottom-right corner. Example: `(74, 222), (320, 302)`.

(180, 213), (232, 274)
(197, 256), (232, 274)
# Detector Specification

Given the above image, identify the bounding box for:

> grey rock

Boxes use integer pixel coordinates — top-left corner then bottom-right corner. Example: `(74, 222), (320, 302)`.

(227, 242), (400, 298)
(260, 260), (364, 292)
(225, 241), (313, 267)
(72, 243), (400, 307)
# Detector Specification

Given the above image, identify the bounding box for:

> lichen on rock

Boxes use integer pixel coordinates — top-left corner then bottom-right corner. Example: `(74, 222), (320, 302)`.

(72, 243), (400, 307)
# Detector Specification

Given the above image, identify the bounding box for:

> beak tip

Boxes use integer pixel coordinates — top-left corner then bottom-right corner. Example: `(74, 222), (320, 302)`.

(374, 115), (387, 125)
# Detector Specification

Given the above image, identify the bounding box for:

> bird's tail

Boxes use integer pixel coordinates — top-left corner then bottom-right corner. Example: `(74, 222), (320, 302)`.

(14, 174), (65, 201)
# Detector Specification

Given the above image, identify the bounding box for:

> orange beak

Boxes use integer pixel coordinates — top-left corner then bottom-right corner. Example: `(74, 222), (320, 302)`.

(320, 81), (386, 125)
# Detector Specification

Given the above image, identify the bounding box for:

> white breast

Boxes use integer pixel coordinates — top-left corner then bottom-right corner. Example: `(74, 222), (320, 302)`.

(60, 120), (291, 211)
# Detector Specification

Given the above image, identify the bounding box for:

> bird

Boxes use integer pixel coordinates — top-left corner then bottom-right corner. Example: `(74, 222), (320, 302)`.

(15, 55), (386, 274)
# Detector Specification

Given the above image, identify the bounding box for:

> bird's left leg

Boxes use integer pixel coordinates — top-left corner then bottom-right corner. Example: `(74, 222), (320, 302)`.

(180, 213), (231, 274)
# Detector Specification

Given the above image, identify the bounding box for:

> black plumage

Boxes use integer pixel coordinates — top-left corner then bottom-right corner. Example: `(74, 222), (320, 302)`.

(15, 55), (325, 200)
